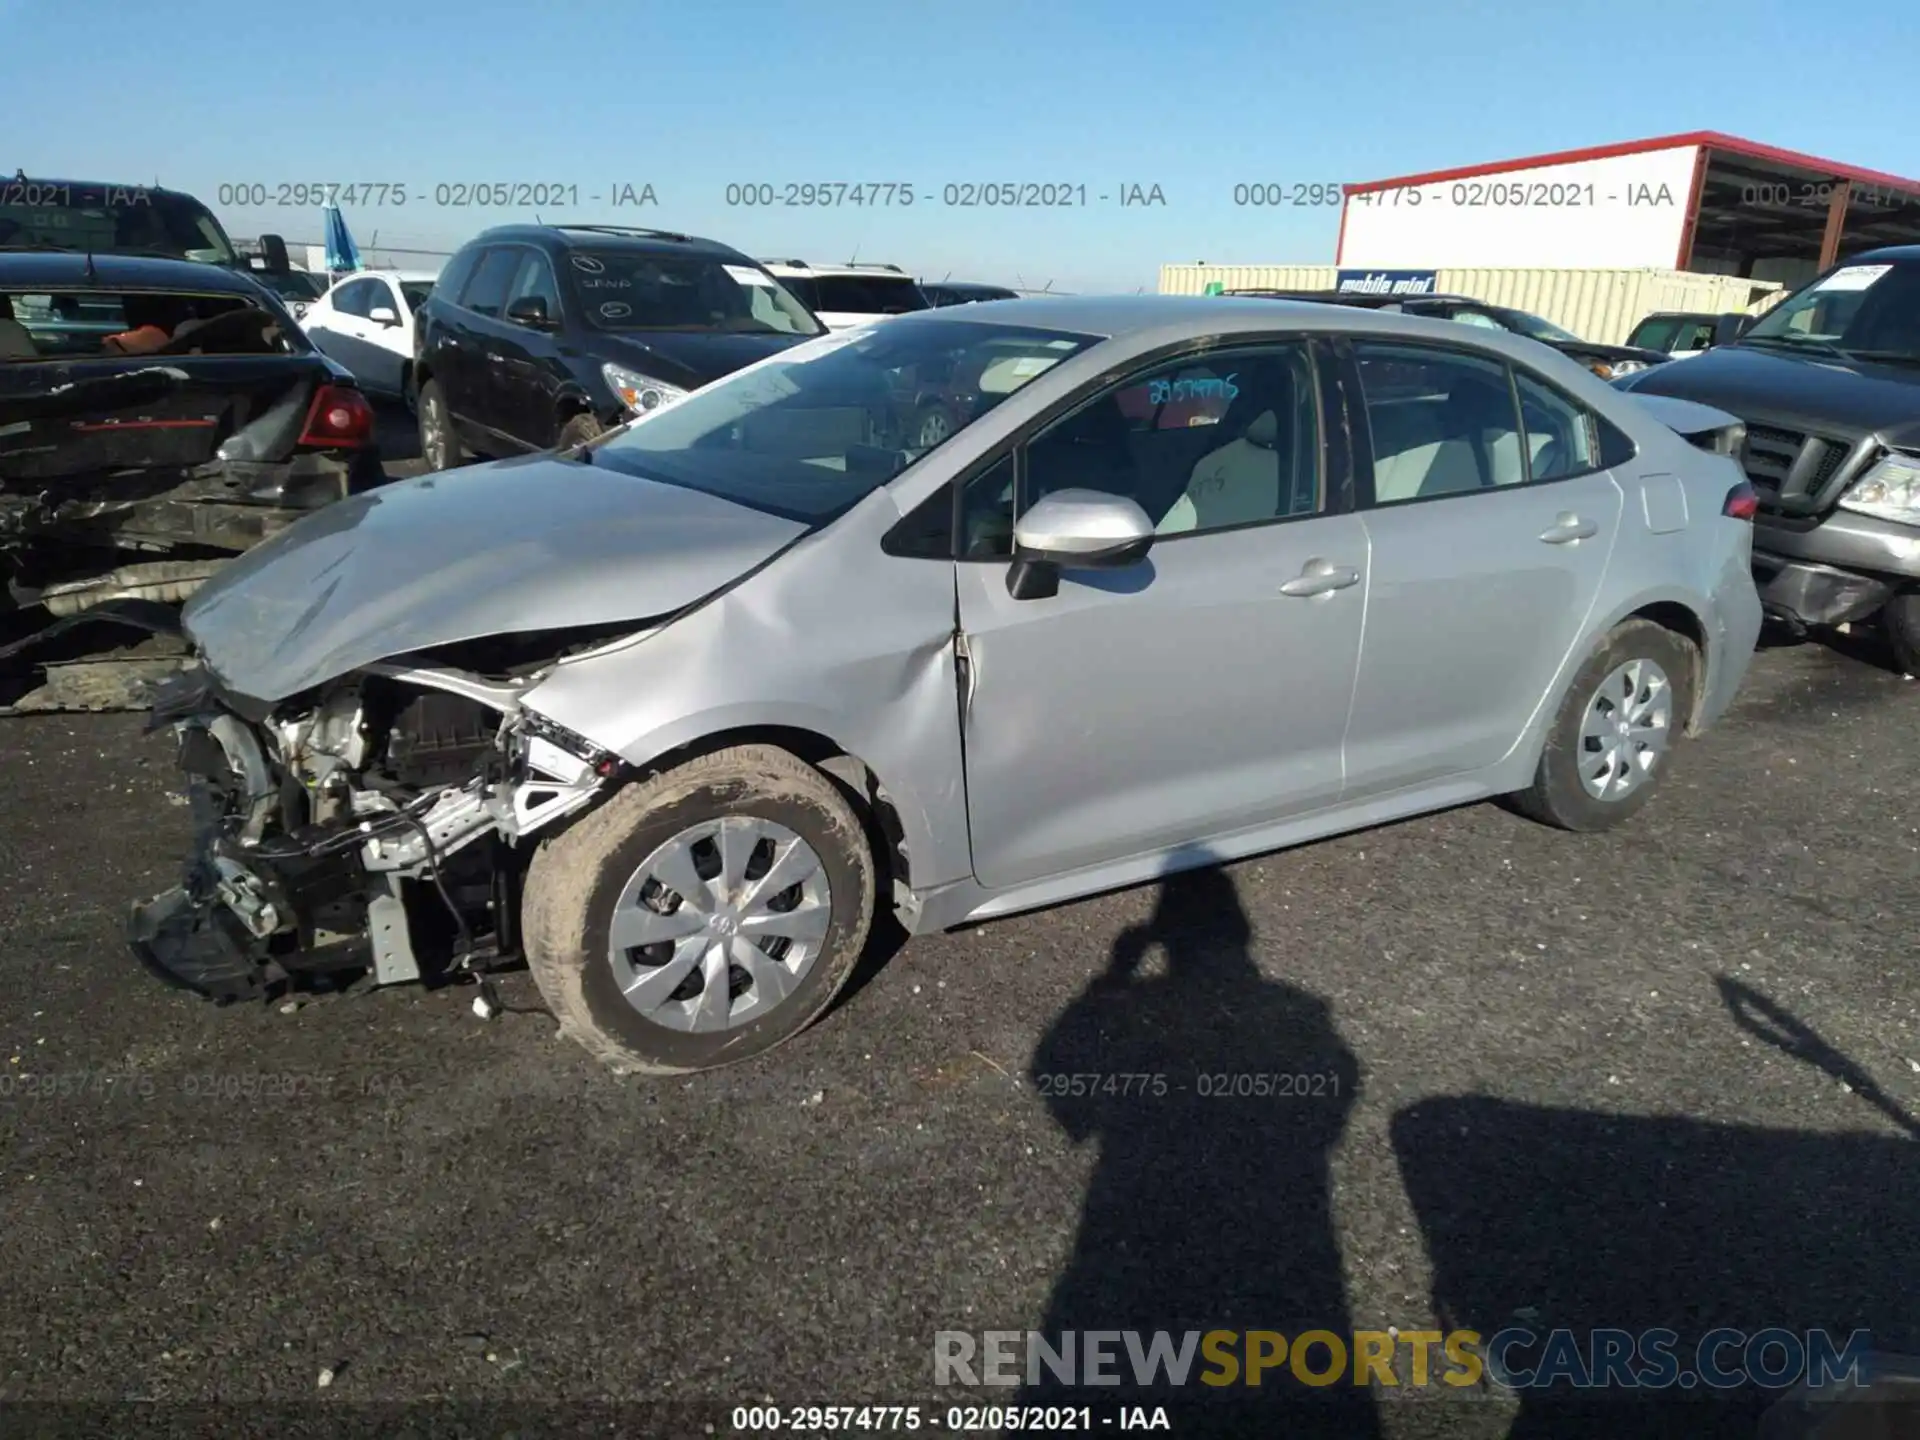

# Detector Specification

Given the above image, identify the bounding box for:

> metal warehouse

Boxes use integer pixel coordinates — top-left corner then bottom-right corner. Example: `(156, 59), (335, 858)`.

(1336, 131), (1920, 291)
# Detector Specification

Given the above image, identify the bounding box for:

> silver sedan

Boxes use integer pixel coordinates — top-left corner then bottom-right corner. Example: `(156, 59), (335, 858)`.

(138, 296), (1764, 1074)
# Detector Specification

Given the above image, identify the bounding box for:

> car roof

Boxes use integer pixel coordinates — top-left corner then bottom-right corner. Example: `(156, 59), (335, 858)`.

(886, 293), (1581, 353)
(326, 268), (439, 284)
(1848, 244), (1920, 264)
(762, 260), (912, 277)
(468, 224), (745, 259)
(1230, 290), (1480, 307)
(0, 250), (267, 293)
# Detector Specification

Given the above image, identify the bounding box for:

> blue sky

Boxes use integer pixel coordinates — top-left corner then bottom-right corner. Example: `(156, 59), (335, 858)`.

(5, 0), (1917, 291)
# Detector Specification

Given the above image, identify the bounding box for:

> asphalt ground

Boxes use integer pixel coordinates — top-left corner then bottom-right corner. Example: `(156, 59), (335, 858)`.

(0, 415), (1915, 1437)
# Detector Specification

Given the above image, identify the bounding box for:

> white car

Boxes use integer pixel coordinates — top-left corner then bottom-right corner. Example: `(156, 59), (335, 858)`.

(301, 269), (439, 405)
(759, 260), (929, 330)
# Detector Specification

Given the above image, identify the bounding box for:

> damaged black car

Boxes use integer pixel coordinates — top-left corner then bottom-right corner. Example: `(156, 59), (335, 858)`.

(0, 251), (382, 711)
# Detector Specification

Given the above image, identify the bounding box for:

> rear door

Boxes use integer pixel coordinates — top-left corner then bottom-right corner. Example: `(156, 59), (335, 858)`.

(441, 247), (521, 448)
(1339, 340), (1624, 796)
(493, 249), (567, 447)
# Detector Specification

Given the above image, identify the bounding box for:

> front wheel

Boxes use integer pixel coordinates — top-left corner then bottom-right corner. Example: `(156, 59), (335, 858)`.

(522, 745), (877, 1075)
(1510, 619), (1694, 832)
(1883, 590), (1920, 677)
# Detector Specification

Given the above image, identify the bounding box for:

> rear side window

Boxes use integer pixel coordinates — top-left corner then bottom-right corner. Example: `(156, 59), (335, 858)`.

(1352, 343), (1526, 504)
(1513, 371), (1597, 480)
(460, 249), (522, 318)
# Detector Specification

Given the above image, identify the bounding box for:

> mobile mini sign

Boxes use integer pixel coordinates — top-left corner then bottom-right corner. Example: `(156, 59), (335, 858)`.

(1336, 269), (1439, 296)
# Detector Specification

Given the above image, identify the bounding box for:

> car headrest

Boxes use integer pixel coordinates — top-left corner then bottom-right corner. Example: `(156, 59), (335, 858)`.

(1442, 377), (1515, 433)
(1243, 409), (1279, 448)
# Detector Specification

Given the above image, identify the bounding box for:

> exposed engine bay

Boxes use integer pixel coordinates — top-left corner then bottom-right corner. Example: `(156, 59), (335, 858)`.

(131, 658), (621, 1002)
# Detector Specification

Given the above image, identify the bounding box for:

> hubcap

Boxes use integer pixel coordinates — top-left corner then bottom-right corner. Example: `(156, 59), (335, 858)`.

(421, 395), (446, 468)
(1578, 657), (1674, 801)
(607, 816), (832, 1033)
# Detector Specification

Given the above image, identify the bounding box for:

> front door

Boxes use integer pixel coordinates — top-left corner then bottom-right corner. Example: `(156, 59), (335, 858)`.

(1340, 341), (1624, 796)
(956, 340), (1368, 892)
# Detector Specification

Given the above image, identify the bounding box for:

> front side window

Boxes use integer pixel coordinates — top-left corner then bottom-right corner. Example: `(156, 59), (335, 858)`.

(506, 251), (561, 319)
(955, 343), (1321, 554)
(331, 279), (374, 318)
(461, 248), (522, 318)
(1354, 343), (1526, 504)
(564, 251), (821, 336)
(590, 319), (1097, 523)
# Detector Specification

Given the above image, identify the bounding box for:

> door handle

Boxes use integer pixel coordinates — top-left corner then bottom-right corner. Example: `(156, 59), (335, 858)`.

(1279, 558), (1361, 598)
(1539, 512), (1598, 545)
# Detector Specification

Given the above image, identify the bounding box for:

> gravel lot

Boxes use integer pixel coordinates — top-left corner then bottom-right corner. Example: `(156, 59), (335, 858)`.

(1, 419), (1915, 1436)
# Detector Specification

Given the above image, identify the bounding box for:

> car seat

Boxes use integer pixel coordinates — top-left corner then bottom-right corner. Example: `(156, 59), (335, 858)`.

(0, 307), (37, 360)
(1156, 408), (1286, 534)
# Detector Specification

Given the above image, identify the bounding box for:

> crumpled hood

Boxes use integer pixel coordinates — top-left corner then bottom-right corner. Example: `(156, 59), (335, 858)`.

(182, 451), (807, 701)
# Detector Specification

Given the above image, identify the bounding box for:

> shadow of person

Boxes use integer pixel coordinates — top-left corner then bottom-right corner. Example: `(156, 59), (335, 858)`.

(1391, 976), (1920, 1439)
(1017, 863), (1377, 1437)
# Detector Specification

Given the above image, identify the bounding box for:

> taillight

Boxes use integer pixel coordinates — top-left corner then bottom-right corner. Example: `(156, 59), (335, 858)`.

(297, 384), (375, 448)
(1723, 480), (1759, 519)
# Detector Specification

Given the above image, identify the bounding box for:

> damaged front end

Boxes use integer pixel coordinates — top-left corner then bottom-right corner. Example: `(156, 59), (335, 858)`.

(130, 660), (619, 1002)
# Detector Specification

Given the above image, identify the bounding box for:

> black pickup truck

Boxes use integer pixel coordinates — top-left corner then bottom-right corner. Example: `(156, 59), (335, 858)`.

(1616, 246), (1920, 673)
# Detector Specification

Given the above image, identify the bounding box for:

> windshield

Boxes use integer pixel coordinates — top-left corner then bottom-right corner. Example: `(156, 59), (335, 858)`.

(565, 251), (822, 336)
(590, 319), (1099, 522)
(0, 185), (239, 266)
(400, 280), (435, 311)
(1743, 261), (1920, 360)
(1496, 307), (1582, 344)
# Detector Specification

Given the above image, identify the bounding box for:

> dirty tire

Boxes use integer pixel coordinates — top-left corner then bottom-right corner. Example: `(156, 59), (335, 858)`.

(1510, 618), (1694, 833)
(522, 745), (876, 1075)
(555, 412), (604, 452)
(1883, 591), (1920, 678)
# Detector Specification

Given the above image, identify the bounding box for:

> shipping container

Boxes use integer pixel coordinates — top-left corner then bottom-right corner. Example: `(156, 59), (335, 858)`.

(1157, 264), (1778, 345)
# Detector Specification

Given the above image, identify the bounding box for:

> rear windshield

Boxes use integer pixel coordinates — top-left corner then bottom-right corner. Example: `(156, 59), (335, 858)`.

(794, 273), (929, 316)
(1, 288), (299, 361)
(0, 183), (239, 266)
(564, 251), (822, 336)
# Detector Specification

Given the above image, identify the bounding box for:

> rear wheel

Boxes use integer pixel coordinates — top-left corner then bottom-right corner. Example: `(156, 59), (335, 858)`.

(417, 378), (465, 471)
(522, 745), (877, 1075)
(1883, 591), (1920, 677)
(1511, 619), (1694, 832)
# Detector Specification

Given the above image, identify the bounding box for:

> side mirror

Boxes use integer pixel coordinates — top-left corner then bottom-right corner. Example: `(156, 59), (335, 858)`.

(368, 305), (399, 326)
(1006, 488), (1154, 601)
(506, 295), (551, 329)
(1711, 313), (1751, 347)
(258, 233), (291, 274)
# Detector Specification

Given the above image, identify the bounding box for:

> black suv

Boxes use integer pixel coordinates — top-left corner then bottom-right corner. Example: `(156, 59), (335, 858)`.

(1617, 246), (1920, 672)
(412, 224), (824, 468)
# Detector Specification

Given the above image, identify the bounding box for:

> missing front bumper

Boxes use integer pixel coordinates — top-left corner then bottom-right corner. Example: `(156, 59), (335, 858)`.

(1753, 551), (1893, 630)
